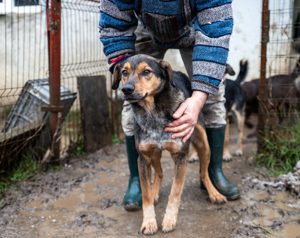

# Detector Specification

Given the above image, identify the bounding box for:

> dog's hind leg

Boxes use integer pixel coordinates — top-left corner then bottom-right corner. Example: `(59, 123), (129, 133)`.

(234, 110), (245, 157)
(192, 125), (227, 204)
(187, 144), (199, 162)
(138, 144), (161, 235)
(161, 142), (188, 233)
(223, 118), (232, 161)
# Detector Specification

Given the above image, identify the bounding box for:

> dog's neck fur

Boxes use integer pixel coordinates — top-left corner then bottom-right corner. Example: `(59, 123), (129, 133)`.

(131, 80), (185, 133)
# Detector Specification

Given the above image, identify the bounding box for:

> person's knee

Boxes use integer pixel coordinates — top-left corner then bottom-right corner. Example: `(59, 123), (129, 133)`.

(203, 102), (226, 127)
(122, 103), (135, 136)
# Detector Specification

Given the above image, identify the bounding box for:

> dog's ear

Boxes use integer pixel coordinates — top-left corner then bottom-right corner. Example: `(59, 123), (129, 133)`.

(225, 64), (235, 76)
(159, 60), (173, 81)
(112, 64), (121, 90)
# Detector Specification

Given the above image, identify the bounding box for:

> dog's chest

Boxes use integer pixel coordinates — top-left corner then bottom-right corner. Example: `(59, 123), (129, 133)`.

(133, 107), (182, 147)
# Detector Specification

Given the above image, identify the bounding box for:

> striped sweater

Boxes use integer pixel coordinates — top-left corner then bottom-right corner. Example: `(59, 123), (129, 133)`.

(99, 0), (233, 95)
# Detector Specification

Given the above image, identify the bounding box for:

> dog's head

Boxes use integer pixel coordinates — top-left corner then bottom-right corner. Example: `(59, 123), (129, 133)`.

(112, 54), (173, 104)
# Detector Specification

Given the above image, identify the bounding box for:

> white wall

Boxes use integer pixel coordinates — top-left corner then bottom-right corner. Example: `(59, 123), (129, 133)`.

(167, 0), (295, 81)
(228, 0), (262, 80)
(165, 0), (263, 81)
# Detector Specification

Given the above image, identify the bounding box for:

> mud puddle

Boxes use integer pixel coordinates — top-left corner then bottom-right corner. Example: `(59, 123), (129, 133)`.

(236, 189), (300, 238)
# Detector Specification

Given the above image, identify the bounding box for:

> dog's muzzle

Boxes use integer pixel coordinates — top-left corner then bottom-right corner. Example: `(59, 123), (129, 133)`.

(122, 84), (135, 96)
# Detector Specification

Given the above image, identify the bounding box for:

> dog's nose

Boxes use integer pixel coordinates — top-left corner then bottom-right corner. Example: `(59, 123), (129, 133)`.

(122, 85), (134, 95)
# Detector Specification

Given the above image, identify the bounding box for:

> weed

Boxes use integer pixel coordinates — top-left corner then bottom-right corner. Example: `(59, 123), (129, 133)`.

(256, 122), (300, 176)
(0, 153), (41, 197)
(10, 156), (40, 182)
(112, 134), (121, 144)
(67, 139), (85, 158)
(0, 181), (9, 194)
(73, 141), (85, 156)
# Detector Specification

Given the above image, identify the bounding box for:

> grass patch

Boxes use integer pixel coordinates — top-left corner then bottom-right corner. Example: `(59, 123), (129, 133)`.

(10, 156), (40, 182)
(256, 122), (300, 176)
(0, 153), (41, 196)
(67, 139), (86, 158)
(112, 133), (121, 144)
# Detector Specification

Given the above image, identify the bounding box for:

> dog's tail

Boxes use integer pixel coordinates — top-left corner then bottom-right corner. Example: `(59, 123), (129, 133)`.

(236, 60), (248, 84)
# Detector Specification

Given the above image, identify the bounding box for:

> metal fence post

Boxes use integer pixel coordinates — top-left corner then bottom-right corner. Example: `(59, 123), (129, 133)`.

(258, 0), (269, 153)
(46, 0), (62, 160)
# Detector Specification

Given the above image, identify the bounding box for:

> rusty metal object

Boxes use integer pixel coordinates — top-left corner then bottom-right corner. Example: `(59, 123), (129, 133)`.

(257, 0), (269, 152)
(47, 0), (62, 160)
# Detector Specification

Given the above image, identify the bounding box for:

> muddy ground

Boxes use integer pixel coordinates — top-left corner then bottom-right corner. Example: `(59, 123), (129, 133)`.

(0, 127), (300, 238)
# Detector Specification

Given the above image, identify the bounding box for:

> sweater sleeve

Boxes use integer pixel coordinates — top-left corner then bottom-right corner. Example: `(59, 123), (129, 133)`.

(192, 0), (233, 94)
(99, 0), (138, 62)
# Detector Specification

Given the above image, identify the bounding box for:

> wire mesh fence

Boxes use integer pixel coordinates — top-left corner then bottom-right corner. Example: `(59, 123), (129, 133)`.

(0, 0), (50, 168)
(59, 0), (110, 153)
(260, 0), (300, 133)
(0, 0), (117, 168)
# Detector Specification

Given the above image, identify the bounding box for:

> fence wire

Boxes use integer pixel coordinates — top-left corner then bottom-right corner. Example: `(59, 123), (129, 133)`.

(0, 1), (50, 168)
(59, 0), (110, 153)
(262, 0), (300, 130)
(0, 0), (115, 168)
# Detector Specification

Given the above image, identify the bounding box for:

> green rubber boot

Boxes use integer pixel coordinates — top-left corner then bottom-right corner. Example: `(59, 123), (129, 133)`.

(123, 136), (142, 211)
(205, 126), (240, 201)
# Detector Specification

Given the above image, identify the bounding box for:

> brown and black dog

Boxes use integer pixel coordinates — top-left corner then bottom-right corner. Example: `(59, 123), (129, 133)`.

(112, 54), (226, 235)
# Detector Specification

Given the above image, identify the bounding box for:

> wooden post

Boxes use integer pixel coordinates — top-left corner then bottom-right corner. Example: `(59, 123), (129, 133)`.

(77, 75), (112, 152)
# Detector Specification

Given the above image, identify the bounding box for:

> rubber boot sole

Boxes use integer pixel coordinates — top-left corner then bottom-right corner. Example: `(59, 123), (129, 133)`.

(124, 203), (141, 212)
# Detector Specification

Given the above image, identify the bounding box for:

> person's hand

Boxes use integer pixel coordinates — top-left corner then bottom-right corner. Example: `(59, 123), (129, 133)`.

(164, 91), (208, 142)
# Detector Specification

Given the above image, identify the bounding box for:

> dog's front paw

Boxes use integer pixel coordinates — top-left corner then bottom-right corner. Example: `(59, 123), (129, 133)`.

(162, 215), (177, 233)
(223, 152), (232, 161)
(140, 218), (158, 235)
(234, 149), (243, 157)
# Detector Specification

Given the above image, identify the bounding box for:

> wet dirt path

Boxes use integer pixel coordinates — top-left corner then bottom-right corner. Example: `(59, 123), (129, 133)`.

(0, 140), (300, 238)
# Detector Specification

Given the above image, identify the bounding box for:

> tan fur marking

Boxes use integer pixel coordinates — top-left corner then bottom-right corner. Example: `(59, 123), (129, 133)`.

(121, 62), (132, 84)
(162, 150), (187, 232)
(139, 96), (155, 112)
(136, 62), (150, 74)
(151, 155), (163, 204)
(163, 142), (181, 156)
(235, 112), (245, 156)
(138, 144), (159, 156)
(134, 62), (161, 112)
(138, 143), (162, 204)
(223, 119), (232, 161)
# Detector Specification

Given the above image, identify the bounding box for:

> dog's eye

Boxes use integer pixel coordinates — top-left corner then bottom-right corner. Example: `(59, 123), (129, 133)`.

(142, 69), (151, 76)
(121, 70), (129, 77)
